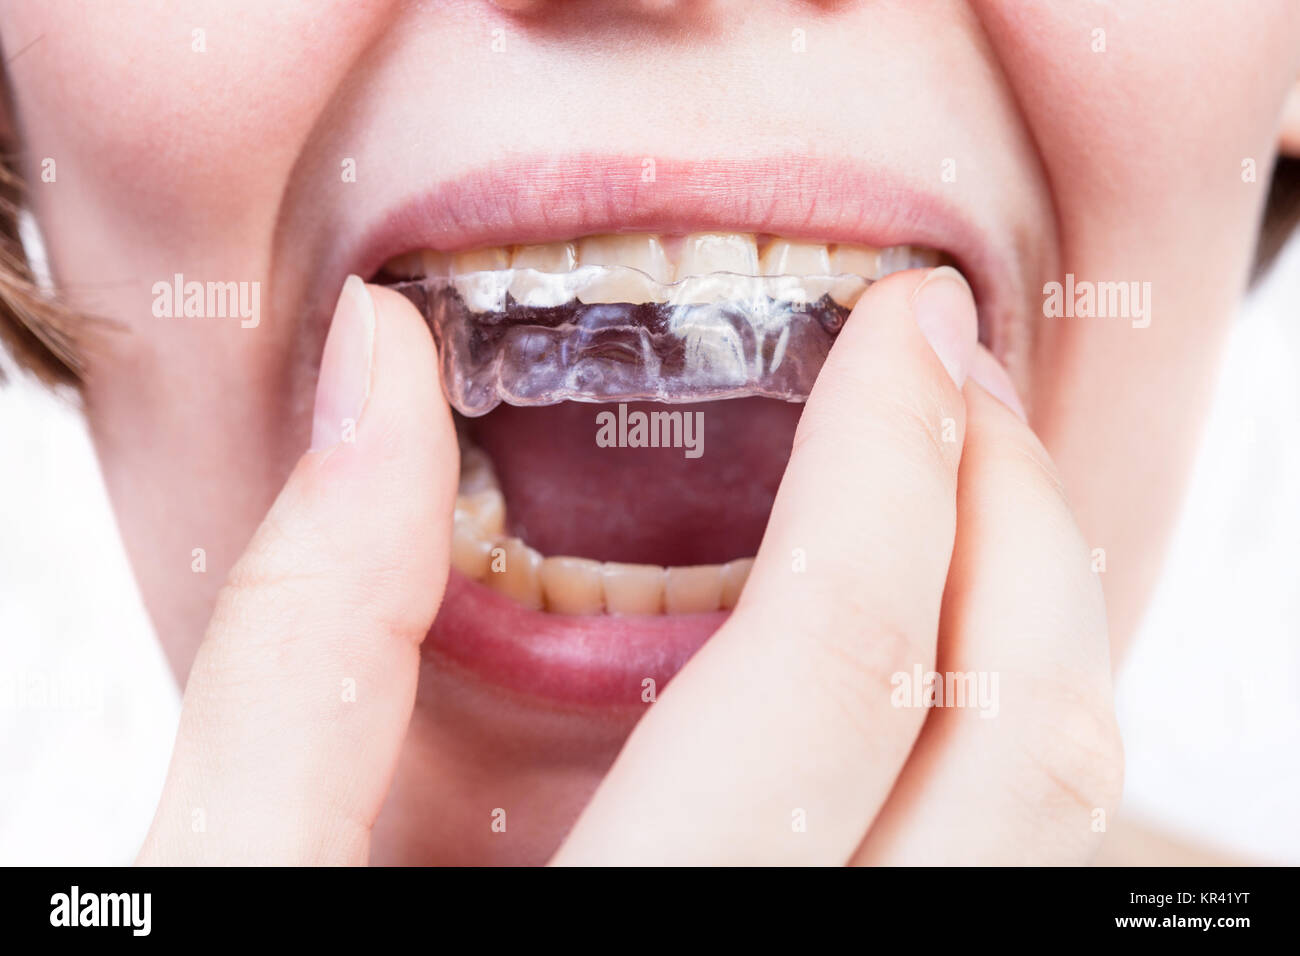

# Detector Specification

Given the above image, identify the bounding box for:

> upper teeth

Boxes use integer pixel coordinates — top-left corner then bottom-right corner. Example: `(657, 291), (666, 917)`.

(381, 233), (943, 309)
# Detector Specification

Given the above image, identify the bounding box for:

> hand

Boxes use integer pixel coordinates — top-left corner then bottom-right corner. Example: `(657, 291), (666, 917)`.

(137, 277), (459, 864)
(139, 268), (1122, 866)
(553, 268), (1123, 865)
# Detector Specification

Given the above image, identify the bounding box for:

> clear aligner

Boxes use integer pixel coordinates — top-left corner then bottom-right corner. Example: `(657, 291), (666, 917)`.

(392, 266), (873, 416)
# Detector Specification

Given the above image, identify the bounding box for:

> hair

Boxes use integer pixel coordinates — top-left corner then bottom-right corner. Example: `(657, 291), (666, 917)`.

(1256, 156), (1300, 282)
(2, 157), (1300, 386)
(0, 160), (81, 385)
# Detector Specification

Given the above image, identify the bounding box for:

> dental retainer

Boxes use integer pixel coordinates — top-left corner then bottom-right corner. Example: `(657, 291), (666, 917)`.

(392, 266), (875, 417)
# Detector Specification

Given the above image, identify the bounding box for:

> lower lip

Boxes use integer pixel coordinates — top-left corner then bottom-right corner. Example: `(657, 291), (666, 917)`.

(424, 571), (728, 708)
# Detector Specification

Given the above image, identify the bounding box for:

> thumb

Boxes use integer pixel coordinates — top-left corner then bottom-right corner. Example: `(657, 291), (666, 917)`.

(138, 276), (457, 865)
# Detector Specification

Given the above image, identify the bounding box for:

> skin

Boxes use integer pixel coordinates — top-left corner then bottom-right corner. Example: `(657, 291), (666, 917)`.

(2, 0), (1298, 863)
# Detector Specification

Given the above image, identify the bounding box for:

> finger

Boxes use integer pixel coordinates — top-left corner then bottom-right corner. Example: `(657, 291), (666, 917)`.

(553, 266), (978, 865)
(852, 356), (1123, 864)
(138, 277), (458, 865)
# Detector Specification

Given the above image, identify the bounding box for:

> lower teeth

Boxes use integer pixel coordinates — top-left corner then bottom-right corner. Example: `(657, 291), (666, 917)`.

(393, 267), (873, 417)
(451, 442), (753, 616)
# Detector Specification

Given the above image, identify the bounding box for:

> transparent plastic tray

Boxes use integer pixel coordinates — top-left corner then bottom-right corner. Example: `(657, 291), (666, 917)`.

(392, 266), (873, 416)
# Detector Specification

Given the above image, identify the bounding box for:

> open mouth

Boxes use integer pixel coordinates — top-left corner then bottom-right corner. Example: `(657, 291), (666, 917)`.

(368, 230), (955, 708)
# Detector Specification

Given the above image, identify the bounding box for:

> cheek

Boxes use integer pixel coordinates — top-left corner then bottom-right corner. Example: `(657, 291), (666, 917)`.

(2, 0), (400, 456)
(970, 0), (1300, 649)
(976, 0), (1300, 230)
(2, 0), (388, 246)
(972, 0), (1300, 407)
(0, 2), (402, 648)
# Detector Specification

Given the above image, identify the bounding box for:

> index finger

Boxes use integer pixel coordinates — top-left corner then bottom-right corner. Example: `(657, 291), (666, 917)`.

(853, 366), (1121, 865)
(138, 282), (459, 864)
(553, 266), (978, 865)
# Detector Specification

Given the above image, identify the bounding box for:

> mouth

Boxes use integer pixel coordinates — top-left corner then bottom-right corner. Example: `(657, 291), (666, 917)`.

(341, 156), (1023, 710)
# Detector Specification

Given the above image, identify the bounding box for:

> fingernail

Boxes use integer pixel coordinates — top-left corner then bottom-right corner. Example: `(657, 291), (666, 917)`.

(910, 265), (977, 387)
(310, 275), (375, 452)
(968, 347), (1029, 423)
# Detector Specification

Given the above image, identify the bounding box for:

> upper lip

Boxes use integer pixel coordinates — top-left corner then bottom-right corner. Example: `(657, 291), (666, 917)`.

(332, 152), (1031, 359)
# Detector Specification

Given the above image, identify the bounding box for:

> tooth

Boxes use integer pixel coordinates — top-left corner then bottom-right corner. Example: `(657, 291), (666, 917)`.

(663, 564), (723, 614)
(760, 239), (831, 276)
(452, 247), (510, 273)
(576, 234), (673, 304)
(450, 521), (493, 580)
(876, 246), (909, 276)
(670, 232), (761, 305)
(383, 251), (426, 278)
(452, 247), (511, 312)
(760, 239), (834, 304)
(541, 556), (605, 615)
(830, 244), (880, 278)
(875, 245), (939, 277)
(485, 537), (544, 610)
(576, 234), (673, 278)
(453, 274), (509, 312)
(421, 250), (453, 277)
(510, 242), (577, 307)
(677, 233), (759, 277)
(459, 443), (491, 472)
(456, 488), (505, 538)
(908, 247), (944, 269)
(719, 557), (754, 609)
(828, 274), (869, 310)
(601, 562), (665, 615)
(511, 242), (576, 272)
(830, 244), (882, 307)
(458, 446), (498, 495)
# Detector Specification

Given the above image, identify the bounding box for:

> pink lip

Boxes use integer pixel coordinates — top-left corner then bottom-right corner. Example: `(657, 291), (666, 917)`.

(338, 153), (1022, 357)
(427, 571), (728, 709)
(332, 153), (1025, 707)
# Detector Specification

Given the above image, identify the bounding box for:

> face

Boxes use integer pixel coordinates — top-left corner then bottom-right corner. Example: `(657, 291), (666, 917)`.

(5, 0), (1297, 863)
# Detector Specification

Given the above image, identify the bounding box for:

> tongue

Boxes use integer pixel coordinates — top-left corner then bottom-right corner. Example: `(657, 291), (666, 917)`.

(466, 398), (802, 566)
